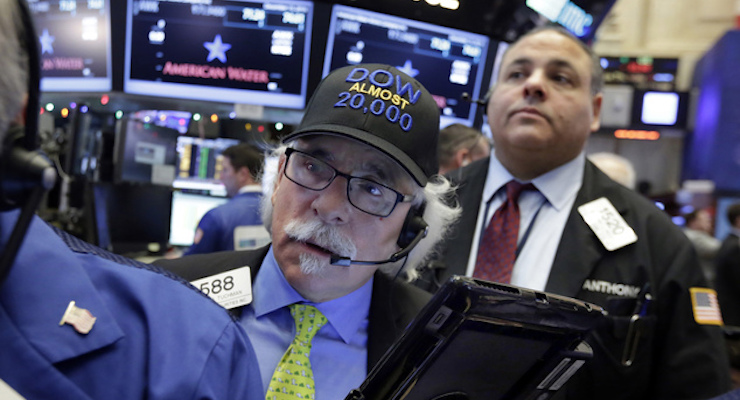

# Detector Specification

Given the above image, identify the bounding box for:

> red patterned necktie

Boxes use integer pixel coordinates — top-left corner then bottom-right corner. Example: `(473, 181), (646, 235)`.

(474, 180), (535, 283)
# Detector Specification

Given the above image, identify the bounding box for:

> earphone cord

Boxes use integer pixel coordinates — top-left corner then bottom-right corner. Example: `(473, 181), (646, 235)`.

(0, 186), (45, 287)
(388, 255), (410, 333)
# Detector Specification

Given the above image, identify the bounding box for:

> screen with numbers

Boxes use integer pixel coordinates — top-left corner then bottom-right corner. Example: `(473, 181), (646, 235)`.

(27, 0), (113, 92)
(124, 0), (313, 108)
(323, 4), (490, 128)
(168, 191), (228, 247)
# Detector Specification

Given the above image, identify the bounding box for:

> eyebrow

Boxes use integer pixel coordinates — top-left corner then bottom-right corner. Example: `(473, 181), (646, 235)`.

(504, 58), (532, 69)
(299, 144), (403, 186)
(504, 57), (579, 75)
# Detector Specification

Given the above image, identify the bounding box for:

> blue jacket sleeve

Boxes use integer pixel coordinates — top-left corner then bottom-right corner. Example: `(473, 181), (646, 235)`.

(191, 320), (263, 400)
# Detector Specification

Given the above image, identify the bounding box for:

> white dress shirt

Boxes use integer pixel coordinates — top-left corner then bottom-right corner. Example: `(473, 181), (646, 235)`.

(466, 153), (585, 290)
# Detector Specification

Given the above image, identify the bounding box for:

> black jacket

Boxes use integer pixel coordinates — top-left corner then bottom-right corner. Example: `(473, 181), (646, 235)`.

(418, 157), (731, 400)
(715, 233), (740, 326)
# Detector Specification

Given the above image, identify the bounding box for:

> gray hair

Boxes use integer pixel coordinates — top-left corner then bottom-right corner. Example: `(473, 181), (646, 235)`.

(0, 0), (29, 148)
(491, 25), (604, 97)
(260, 144), (461, 281)
(588, 152), (636, 189)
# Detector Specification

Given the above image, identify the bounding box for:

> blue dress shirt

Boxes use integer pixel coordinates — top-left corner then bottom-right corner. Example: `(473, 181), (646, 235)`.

(241, 246), (372, 400)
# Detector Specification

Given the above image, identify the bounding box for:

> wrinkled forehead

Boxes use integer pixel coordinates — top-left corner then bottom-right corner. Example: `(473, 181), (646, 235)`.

(502, 30), (592, 72)
(290, 134), (414, 187)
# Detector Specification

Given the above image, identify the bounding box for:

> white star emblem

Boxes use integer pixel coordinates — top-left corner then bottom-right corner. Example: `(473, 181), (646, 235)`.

(396, 60), (419, 78)
(204, 34), (231, 63)
(39, 29), (55, 55)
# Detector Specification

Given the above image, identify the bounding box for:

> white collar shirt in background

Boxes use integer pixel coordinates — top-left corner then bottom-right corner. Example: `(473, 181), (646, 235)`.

(466, 153), (584, 291)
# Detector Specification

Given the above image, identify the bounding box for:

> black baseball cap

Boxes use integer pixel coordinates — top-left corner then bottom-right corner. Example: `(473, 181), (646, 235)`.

(282, 63), (440, 186)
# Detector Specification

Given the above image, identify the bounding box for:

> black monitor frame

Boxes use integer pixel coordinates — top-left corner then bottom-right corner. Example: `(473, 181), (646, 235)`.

(124, 0), (314, 108)
(29, 0), (113, 92)
(323, 4), (490, 129)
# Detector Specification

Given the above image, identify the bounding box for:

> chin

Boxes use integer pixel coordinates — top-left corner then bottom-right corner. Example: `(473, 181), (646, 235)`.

(298, 253), (333, 277)
(505, 129), (554, 149)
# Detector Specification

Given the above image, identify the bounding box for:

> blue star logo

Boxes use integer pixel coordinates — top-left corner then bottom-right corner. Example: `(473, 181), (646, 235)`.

(39, 29), (55, 55)
(204, 34), (231, 63)
(396, 60), (419, 78)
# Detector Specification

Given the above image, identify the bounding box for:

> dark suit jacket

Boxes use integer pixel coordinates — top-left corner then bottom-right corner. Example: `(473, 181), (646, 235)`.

(418, 156), (730, 400)
(715, 233), (740, 326)
(155, 245), (431, 370)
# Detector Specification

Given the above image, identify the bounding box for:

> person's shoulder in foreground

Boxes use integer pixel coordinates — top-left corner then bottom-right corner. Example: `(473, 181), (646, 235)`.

(0, 211), (262, 400)
(708, 388), (740, 400)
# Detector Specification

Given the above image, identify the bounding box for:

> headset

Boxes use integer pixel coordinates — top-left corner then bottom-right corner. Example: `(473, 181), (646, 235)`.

(0, 0), (58, 286)
(396, 204), (428, 250)
(330, 204), (428, 267)
(461, 91), (491, 114)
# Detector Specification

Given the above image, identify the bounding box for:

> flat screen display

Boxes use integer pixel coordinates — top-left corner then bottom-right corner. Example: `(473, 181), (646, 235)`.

(525, 0), (617, 41)
(125, 0), (313, 108)
(631, 89), (689, 129)
(114, 118), (180, 186)
(27, 0), (113, 91)
(323, 5), (489, 128)
(169, 190), (228, 246)
(90, 182), (172, 254)
(173, 136), (240, 193)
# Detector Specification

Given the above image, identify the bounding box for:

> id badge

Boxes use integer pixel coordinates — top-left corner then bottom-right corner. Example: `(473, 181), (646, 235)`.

(578, 197), (637, 251)
(190, 266), (253, 309)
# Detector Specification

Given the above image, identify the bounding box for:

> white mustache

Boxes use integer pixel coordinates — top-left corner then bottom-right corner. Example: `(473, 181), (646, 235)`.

(284, 218), (357, 259)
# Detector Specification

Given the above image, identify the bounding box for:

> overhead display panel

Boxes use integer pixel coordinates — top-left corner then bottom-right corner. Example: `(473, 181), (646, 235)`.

(125, 0), (313, 109)
(323, 4), (490, 128)
(28, 0), (113, 92)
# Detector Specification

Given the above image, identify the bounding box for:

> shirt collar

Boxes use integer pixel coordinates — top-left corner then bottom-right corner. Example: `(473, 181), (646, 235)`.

(252, 247), (373, 344)
(485, 152), (584, 211)
(238, 184), (262, 194)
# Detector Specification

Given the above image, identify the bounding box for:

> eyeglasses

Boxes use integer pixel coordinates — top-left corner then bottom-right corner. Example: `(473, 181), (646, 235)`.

(283, 148), (414, 217)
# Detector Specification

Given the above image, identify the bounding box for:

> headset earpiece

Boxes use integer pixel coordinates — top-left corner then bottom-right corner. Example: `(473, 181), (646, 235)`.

(397, 204), (428, 249)
(0, 0), (44, 211)
(0, 0), (57, 287)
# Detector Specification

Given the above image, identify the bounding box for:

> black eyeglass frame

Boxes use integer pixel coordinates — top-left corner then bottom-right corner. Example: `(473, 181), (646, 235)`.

(283, 147), (414, 217)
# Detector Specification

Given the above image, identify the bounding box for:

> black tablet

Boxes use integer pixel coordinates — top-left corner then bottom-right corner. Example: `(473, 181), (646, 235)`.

(345, 276), (607, 400)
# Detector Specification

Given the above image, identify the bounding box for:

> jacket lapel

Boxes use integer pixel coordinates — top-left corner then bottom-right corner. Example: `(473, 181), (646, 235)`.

(367, 272), (402, 370)
(0, 304), (94, 400)
(224, 245), (271, 319)
(441, 158), (489, 283)
(545, 162), (631, 297)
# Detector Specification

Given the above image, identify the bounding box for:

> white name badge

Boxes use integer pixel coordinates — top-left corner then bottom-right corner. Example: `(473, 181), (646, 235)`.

(578, 197), (638, 251)
(190, 266), (253, 310)
(0, 379), (26, 400)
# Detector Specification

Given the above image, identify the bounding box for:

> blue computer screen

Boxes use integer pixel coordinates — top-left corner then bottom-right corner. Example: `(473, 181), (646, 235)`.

(323, 4), (489, 128)
(125, 0), (314, 108)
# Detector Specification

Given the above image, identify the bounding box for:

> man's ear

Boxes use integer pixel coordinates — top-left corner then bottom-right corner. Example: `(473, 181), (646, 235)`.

(453, 147), (470, 169)
(590, 93), (603, 132)
(271, 155), (287, 205)
(237, 166), (255, 185)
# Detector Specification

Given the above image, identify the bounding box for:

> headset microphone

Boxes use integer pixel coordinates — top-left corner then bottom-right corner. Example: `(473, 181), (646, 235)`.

(330, 207), (428, 267)
(329, 225), (427, 267)
(461, 92), (489, 107)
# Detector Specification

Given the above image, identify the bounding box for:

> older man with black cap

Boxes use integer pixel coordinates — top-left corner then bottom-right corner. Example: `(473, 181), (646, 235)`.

(156, 63), (461, 399)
